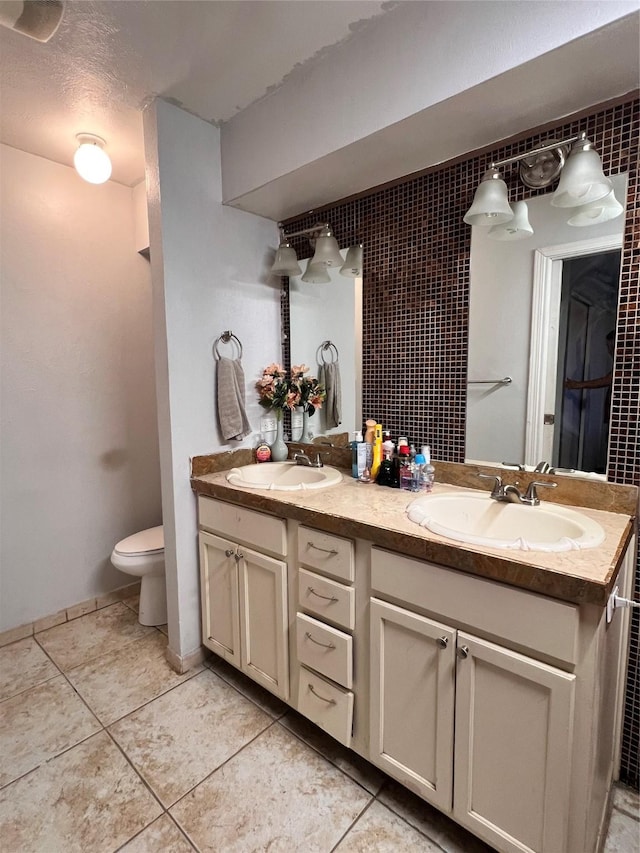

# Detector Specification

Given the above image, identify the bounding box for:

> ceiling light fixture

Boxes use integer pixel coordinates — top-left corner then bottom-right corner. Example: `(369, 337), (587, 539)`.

(73, 134), (112, 184)
(270, 222), (362, 280)
(464, 132), (619, 236)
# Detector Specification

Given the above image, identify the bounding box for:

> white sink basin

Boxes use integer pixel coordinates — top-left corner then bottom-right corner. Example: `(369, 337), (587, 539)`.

(226, 462), (342, 491)
(407, 491), (605, 552)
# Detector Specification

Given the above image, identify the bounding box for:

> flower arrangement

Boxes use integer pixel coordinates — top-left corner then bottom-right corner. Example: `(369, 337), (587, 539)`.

(256, 363), (326, 416)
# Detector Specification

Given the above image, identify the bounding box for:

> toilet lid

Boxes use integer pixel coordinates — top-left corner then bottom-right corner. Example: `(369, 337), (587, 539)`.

(114, 525), (164, 556)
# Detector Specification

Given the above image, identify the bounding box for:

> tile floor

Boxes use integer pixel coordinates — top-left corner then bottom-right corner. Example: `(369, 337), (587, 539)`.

(1, 599), (638, 852)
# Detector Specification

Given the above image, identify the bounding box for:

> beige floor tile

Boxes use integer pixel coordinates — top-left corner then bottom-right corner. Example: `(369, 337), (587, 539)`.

(0, 731), (162, 852)
(119, 814), (194, 852)
(0, 636), (60, 701)
(604, 808), (640, 853)
(0, 623), (33, 648)
(335, 800), (442, 852)
(612, 783), (640, 821)
(0, 675), (101, 787)
(205, 654), (288, 717)
(67, 631), (202, 725)
(36, 601), (153, 671)
(171, 723), (371, 852)
(378, 779), (494, 853)
(280, 710), (385, 795)
(110, 669), (272, 806)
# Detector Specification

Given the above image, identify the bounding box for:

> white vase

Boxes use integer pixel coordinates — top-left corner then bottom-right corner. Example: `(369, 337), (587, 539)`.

(270, 414), (289, 461)
(300, 408), (314, 443)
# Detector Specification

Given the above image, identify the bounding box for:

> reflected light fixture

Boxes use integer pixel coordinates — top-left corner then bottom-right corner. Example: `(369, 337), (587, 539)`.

(340, 244), (363, 277)
(487, 201), (533, 241)
(301, 258), (331, 284)
(74, 134), (112, 184)
(464, 132), (617, 236)
(269, 222), (362, 280)
(567, 190), (624, 227)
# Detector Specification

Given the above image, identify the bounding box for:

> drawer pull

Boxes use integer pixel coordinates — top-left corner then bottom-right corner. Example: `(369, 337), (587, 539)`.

(457, 645), (470, 660)
(437, 636), (449, 649)
(308, 586), (339, 603)
(307, 541), (338, 556)
(224, 549), (234, 558)
(234, 551), (244, 562)
(308, 684), (337, 705)
(305, 631), (336, 650)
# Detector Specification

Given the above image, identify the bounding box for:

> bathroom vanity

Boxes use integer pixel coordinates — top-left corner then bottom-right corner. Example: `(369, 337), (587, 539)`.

(191, 458), (636, 853)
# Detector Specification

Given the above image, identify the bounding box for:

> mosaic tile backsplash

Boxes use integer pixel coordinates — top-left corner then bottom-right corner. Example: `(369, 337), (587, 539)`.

(284, 94), (639, 788)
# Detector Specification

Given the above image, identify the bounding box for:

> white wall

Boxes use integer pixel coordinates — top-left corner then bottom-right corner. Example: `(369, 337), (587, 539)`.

(221, 1), (637, 208)
(0, 145), (161, 631)
(143, 100), (280, 661)
(466, 174), (628, 466)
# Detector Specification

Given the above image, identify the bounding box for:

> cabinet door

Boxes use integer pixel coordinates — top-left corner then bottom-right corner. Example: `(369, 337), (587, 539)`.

(370, 598), (456, 811)
(238, 546), (289, 701)
(453, 632), (576, 853)
(198, 531), (241, 668)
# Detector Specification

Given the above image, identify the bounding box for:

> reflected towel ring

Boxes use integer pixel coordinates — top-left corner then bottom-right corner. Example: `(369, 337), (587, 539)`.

(213, 330), (243, 360)
(318, 340), (339, 364)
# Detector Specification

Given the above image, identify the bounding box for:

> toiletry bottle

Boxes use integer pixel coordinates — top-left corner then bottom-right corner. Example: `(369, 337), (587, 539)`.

(370, 423), (383, 481)
(351, 430), (363, 479)
(412, 454), (427, 491)
(398, 445), (412, 490)
(255, 433), (271, 463)
(377, 444), (395, 487)
(421, 445), (435, 492)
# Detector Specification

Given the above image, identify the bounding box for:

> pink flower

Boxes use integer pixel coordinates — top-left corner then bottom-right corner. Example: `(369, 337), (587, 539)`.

(286, 390), (301, 409)
(291, 364), (309, 376)
(264, 363), (284, 377)
(310, 393), (324, 409)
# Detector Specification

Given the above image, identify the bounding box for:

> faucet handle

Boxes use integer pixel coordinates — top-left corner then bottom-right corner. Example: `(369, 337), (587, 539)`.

(478, 473), (503, 497)
(313, 452), (324, 468)
(524, 480), (557, 505)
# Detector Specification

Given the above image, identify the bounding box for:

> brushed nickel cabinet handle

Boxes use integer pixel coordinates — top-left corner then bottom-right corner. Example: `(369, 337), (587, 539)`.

(307, 541), (338, 556)
(457, 645), (470, 660)
(305, 631), (336, 650)
(224, 549), (234, 558)
(437, 636), (449, 649)
(308, 587), (339, 603)
(308, 684), (336, 705)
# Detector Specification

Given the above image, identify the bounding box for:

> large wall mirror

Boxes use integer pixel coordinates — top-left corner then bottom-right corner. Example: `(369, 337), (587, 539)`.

(466, 172), (628, 477)
(288, 253), (362, 443)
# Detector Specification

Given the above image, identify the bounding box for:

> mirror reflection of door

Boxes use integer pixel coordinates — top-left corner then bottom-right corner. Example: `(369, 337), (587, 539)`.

(553, 252), (620, 473)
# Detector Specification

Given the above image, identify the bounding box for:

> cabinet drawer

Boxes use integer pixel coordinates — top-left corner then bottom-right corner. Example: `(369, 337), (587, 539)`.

(297, 666), (353, 748)
(298, 569), (355, 631)
(371, 548), (579, 666)
(198, 497), (286, 557)
(296, 613), (353, 689)
(298, 526), (353, 582)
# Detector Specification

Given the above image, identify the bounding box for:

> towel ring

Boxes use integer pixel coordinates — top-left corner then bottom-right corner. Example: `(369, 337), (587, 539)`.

(213, 330), (243, 360)
(318, 340), (339, 364)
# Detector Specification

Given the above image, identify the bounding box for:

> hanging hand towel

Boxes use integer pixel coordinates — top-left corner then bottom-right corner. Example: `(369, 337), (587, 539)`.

(320, 361), (342, 429)
(216, 357), (251, 441)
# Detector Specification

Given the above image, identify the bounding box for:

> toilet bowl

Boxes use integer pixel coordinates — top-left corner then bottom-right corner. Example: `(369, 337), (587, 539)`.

(110, 525), (167, 626)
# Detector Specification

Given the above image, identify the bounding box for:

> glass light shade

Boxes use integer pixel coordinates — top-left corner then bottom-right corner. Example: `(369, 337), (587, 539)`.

(73, 137), (112, 184)
(301, 258), (331, 283)
(271, 244), (302, 276)
(551, 143), (612, 208)
(487, 201), (533, 241)
(463, 171), (513, 226)
(567, 190), (624, 226)
(340, 244), (363, 277)
(311, 229), (343, 267)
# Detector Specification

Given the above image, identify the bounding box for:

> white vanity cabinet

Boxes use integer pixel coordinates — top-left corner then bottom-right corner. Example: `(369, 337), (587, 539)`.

(198, 497), (289, 701)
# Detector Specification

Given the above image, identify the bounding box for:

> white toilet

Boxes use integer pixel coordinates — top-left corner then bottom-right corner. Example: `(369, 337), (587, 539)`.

(110, 525), (167, 626)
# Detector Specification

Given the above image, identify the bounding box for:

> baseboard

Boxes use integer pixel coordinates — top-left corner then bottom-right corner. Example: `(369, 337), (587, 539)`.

(0, 581), (142, 648)
(165, 643), (208, 674)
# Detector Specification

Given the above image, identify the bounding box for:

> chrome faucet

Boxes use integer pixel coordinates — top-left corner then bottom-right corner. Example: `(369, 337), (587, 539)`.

(478, 473), (557, 506)
(293, 451), (324, 469)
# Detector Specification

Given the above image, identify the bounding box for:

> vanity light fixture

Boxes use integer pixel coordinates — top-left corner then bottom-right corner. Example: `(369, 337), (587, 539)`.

(270, 222), (362, 279)
(487, 201), (534, 241)
(464, 132), (619, 237)
(73, 134), (112, 184)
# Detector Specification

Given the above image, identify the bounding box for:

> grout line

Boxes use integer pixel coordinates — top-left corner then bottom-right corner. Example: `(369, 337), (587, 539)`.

(611, 803), (640, 823)
(328, 796), (376, 852)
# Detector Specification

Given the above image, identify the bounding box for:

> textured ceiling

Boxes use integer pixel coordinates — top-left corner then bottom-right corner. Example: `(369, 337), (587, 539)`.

(0, 0), (391, 186)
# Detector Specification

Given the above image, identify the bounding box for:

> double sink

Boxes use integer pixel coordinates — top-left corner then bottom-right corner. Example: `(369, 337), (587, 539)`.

(226, 462), (604, 553)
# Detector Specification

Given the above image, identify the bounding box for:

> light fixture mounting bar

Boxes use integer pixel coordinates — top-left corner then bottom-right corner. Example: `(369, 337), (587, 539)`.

(279, 222), (330, 241)
(488, 132), (586, 169)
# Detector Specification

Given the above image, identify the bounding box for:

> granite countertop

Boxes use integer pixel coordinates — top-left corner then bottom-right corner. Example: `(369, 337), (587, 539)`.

(191, 458), (637, 607)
